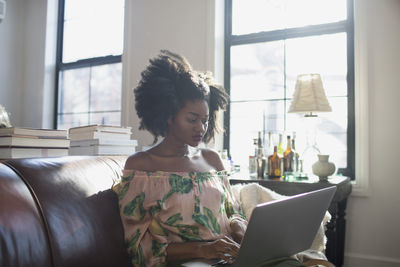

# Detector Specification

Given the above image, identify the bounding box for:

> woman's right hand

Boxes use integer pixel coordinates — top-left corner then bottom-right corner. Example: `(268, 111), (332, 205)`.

(200, 236), (240, 264)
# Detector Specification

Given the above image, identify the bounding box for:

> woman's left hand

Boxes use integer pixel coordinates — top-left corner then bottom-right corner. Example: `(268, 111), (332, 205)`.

(230, 219), (247, 244)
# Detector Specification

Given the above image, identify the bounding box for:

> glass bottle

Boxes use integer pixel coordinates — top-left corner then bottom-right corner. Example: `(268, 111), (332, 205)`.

(263, 132), (273, 176)
(253, 138), (258, 157)
(249, 138), (258, 178)
(248, 155), (257, 179)
(292, 138), (300, 175)
(265, 132), (273, 157)
(283, 135), (294, 174)
(257, 131), (262, 152)
(268, 146), (281, 178)
(277, 133), (284, 157)
(256, 131), (266, 179)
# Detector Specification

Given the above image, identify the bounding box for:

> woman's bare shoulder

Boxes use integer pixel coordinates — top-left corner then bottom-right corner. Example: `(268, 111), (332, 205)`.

(200, 148), (225, 171)
(124, 151), (152, 170)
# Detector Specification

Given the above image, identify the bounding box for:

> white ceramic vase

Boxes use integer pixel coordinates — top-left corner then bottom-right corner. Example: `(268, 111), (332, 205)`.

(312, 154), (336, 181)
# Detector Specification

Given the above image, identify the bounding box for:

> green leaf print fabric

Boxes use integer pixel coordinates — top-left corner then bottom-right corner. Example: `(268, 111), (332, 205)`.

(113, 169), (245, 267)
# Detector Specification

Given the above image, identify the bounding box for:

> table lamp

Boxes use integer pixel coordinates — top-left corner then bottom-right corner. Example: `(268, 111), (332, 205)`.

(288, 73), (331, 116)
(288, 73), (332, 176)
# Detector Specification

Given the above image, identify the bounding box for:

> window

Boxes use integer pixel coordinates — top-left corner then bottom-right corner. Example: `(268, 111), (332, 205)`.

(224, 0), (354, 178)
(55, 0), (125, 129)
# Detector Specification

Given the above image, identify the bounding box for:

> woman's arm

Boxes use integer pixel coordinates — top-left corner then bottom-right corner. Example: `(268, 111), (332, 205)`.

(166, 236), (240, 264)
(201, 148), (225, 171)
(229, 218), (247, 244)
(204, 149), (248, 243)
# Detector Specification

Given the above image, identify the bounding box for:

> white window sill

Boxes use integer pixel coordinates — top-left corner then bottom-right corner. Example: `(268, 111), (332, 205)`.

(351, 1), (371, 199)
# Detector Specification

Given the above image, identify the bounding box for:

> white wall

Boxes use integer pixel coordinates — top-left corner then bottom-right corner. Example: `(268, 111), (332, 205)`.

(1, 1), (400, 266)
(22, 0), (56, 128)
(0, 0), (56, 128)
(344, 1), (400, 266)
(0, 0), (24, 126)
(122, 0), (219, 149)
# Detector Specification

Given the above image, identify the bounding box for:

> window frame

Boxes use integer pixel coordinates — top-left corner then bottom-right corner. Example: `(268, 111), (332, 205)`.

(223, 0), (355, 179)
(54, 0), (123, 128)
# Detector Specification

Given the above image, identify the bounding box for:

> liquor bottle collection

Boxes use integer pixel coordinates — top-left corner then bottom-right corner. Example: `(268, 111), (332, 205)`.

(249, 131), (302, 180)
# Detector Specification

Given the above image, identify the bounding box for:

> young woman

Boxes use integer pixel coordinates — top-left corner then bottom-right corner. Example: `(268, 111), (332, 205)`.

(113, 51), (331, 267)
(113, 50), (246, 267)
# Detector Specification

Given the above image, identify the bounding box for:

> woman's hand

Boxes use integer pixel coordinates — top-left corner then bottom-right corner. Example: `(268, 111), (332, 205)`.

(200, 236), (240, 264)
(230, 219), (247, 244)
(166, 236), (240, 264)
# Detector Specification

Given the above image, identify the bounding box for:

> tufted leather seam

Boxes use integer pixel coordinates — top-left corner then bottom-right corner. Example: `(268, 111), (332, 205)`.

(3, 162), (56, 267)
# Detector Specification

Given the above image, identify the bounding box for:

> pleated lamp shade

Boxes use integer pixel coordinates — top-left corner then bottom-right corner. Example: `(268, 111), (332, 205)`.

(288, 74), (332, 116)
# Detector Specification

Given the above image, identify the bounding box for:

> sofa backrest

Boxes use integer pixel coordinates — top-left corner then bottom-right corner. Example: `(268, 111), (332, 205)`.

(0, 156), (131, 267)
(0, 162), (52, 266)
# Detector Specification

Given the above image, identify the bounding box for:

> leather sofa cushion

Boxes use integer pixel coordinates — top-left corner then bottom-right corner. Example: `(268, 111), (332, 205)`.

(3, 156), (131, 267)
(0, 163), (52, 267)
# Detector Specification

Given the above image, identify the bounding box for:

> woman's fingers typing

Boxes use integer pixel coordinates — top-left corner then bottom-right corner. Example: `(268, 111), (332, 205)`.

(202, 236), (240, 263)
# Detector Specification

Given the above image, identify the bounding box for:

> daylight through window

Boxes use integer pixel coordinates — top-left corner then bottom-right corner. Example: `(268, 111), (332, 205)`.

(56, 0), (125, 129)
(224, 0), (354, 178)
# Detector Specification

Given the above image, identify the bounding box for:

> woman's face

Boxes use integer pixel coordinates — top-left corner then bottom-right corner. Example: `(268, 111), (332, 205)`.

(168, 99), (209, 147)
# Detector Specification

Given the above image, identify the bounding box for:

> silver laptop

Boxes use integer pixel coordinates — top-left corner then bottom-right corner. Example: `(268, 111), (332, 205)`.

(182, 186), (336, 267)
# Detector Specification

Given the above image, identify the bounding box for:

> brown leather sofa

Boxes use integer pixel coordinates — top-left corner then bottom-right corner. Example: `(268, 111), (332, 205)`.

(0, 156), (132, 267)
(0, 156), (334, 267)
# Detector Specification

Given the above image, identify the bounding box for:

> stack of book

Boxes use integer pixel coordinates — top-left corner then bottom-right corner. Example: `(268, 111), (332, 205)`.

(68, 125), (137, 156)
(0, 127), (69, 159)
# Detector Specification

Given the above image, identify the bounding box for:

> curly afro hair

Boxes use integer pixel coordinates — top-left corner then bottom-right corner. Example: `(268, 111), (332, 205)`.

(134, 50), (229, 144)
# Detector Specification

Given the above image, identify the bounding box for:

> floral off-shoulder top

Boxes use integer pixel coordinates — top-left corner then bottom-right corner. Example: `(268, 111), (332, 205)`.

(112, 169), (246, 267)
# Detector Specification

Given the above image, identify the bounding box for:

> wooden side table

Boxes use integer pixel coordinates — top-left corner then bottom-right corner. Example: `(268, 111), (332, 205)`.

(229, 175), (352, 267)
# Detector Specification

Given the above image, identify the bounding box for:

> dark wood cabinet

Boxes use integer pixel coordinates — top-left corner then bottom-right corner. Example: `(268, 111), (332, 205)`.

(230, 176), (352, 267)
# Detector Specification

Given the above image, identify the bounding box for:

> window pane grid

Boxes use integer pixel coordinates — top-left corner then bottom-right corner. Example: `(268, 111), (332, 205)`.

(57, 62), (122, 129)
(62, 0), (124, 63)
(56, 0), (124, 129)
(225, 0), (354, 178)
